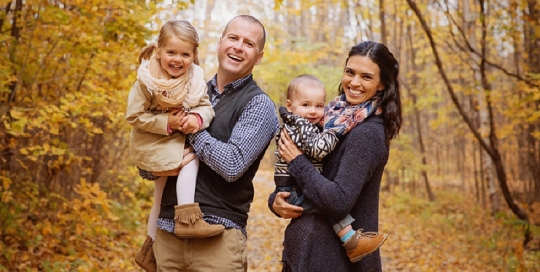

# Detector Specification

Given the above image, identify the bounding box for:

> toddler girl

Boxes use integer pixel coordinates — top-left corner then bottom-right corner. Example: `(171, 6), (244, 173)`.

(125, 20), (223, 272)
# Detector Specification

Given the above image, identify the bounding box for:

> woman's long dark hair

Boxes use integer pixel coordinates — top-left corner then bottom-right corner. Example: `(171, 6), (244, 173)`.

(338, 41), (402, 145)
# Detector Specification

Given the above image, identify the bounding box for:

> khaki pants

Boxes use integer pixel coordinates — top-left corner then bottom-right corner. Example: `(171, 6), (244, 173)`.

(154, 228), (247, 272)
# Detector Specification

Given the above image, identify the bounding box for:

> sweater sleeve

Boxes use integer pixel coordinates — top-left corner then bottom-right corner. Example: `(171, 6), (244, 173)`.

(288, 122), (387, 219)
(301, 131), (338, 161)
(279, 106), (338, 162)
(190, 94), (279, 182)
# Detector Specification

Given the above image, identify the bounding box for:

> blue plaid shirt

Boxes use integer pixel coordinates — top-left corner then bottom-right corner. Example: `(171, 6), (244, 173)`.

(157, 74), (279, 236)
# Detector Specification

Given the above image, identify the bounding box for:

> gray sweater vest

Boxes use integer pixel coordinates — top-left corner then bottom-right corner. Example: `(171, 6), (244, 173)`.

(160, 78), (269, 226)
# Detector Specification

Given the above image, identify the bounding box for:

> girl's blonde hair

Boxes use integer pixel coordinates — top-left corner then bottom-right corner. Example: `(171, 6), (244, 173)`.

(138, 20), (200, 65)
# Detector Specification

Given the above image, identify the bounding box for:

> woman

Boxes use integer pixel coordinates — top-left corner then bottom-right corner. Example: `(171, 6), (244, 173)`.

(269, 41), (402, 272)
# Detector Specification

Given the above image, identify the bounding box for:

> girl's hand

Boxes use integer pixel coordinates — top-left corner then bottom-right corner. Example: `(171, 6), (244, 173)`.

(278, 129), (304, 163)
(167, 108), (187, 131)
(273, 192), (303, 218)
(178, 114), (201, 134)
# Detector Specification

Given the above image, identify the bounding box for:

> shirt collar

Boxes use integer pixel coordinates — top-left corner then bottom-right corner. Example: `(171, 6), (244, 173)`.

(210, 74), (253, 96)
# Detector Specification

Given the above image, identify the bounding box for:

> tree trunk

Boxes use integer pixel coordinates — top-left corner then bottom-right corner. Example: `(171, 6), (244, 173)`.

(197, 0), (215, 66)
(379, 0), (386, 44)
(405, 24), (434, 201)
(406, 0), (529, 221)
(1, 0), (23, 174)
(463, 0), (500, 214)
(473, 137), (480, 203)
(479, 142), (487, 208)
(525, 0), (540, 202)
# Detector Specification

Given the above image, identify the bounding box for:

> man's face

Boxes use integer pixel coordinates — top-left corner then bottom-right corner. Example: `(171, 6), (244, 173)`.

(216, 18), (264, 82)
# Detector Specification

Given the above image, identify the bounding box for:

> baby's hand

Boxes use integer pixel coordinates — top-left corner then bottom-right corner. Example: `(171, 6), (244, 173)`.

(178, 114), (201, 134)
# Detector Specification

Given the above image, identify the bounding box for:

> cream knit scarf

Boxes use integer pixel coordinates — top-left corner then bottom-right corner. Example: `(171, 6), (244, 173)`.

(137, 55), (206, 110)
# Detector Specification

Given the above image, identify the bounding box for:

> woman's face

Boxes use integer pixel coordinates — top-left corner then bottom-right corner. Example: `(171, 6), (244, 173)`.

(341, 55), (385, 105)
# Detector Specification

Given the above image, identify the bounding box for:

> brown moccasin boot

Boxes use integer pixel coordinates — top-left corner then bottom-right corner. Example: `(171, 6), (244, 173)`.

(343, 230), (388, 263)
(135, 235), (156, 272)
(174, 203), (225, 239)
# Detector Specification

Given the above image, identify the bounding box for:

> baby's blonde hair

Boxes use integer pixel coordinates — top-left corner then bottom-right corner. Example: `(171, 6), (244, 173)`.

(138, 20), (200, 65)
(286, 74), (325, 100)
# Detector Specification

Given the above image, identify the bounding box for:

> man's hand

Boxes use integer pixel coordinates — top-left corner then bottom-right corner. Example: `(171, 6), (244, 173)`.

(273, 192), (303, 219)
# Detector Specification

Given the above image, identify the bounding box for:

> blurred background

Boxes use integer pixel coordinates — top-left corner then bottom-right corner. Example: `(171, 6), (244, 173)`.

(0, 0), (539, 271)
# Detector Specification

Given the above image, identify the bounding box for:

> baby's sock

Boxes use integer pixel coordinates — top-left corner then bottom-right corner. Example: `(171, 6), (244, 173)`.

(340, 229), (355, 243)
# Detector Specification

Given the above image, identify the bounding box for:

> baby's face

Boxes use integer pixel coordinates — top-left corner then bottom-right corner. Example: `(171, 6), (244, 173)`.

(286, 85), (326, 124)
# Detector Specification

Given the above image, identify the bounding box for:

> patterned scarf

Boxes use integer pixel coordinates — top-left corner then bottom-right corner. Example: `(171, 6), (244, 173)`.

(137, 55), (206, 110)
(322, 94), (383, 138)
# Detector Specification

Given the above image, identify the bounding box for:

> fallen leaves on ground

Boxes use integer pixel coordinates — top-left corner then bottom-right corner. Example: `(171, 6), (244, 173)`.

(247, 171), (540, 272)
(1, 171), (538, 271)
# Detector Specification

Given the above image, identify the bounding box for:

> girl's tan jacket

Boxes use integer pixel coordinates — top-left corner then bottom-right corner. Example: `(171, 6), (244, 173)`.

(125, 79), (214, 172)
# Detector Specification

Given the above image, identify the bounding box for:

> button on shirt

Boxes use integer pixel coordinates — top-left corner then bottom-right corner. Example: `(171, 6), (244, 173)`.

(157, 74), (279, 236)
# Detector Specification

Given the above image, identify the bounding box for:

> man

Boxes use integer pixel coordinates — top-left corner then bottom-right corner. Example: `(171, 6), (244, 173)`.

(154, 15), (279, 271)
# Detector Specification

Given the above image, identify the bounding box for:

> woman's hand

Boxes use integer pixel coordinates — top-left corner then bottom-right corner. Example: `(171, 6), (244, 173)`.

(278, 129), (303, 163)
(273, 192), (303, 219)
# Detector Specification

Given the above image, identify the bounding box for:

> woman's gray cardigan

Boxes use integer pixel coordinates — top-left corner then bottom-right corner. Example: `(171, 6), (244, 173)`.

(269, 116), (389, 272)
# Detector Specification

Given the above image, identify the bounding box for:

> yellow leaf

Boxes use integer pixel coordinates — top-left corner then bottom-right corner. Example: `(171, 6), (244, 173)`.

(42, 223), (52, 236)
(16, 159), (28, 170)
(92, 127), (103, 134)
(76, 224), (83, 235)
(0, 176), (12, 189)
(42, 143), (50, 152)
(9, 109), (25, 119)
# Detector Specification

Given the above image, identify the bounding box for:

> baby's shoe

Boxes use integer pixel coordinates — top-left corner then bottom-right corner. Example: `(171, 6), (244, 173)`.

(343, 230), (388, 263)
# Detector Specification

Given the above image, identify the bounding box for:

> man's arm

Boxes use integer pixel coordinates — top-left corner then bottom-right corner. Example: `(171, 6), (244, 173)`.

(189, 94), (279, 182)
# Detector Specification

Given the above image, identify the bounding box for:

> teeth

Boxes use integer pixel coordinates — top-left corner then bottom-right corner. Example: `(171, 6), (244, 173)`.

(229, 54), (242, 61)
(349, 88), (363, 95)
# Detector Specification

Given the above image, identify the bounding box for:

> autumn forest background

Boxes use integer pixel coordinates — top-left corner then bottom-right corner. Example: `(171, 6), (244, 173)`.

(1, 0), (540, 271)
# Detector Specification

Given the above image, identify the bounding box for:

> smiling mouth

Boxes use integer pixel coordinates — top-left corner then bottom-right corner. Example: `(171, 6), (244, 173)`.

(170, 64), (183, 69)
(348, 87), (364, 95)
(228, 54), (243, 62)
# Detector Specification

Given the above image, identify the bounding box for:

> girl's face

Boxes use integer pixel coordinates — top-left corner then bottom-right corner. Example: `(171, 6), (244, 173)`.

(341, 55), (385, 105)
(157, 36), (196, 78)
(286, 84), (326, 124)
